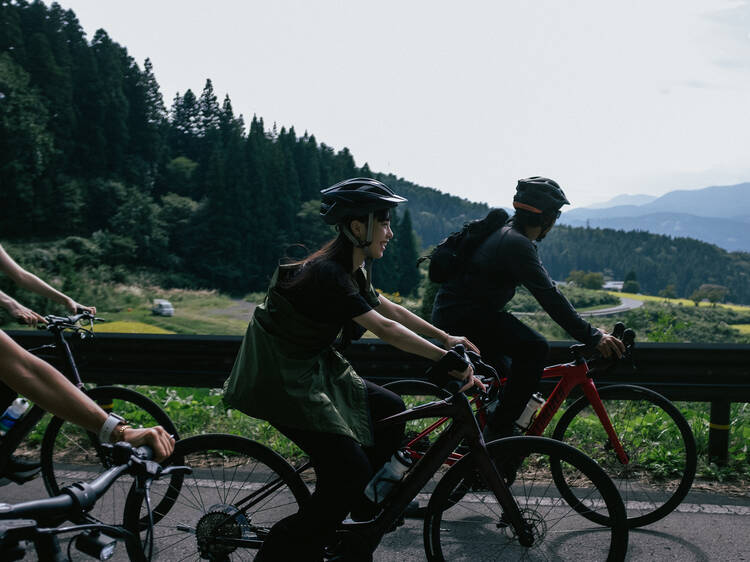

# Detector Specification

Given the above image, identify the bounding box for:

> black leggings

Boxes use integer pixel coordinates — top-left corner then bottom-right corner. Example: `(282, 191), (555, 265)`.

(257, 379), (405, 562)
(433, 308), (549, 430)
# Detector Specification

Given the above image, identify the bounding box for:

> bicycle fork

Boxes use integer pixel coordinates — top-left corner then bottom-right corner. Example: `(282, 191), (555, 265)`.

(464, 427), (535, 547)
(581, 380), (629, 465)
(440, 395), (535, 547)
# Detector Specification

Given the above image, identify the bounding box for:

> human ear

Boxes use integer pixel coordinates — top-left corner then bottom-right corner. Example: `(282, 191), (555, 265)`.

(350, 219), (366, 238)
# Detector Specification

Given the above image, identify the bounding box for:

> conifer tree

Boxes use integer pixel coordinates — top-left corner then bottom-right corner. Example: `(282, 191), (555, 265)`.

(0, 53), (53, 236)
(395, 209), (421, 295)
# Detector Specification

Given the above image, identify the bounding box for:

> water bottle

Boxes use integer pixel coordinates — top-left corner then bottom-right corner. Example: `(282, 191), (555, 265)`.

(0, 398), (30, 437)
(364, 449), (412, 504)
(514, 393), (545, 431)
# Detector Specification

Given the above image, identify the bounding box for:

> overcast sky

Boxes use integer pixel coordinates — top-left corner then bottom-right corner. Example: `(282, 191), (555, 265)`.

(54, 0), (750, 209)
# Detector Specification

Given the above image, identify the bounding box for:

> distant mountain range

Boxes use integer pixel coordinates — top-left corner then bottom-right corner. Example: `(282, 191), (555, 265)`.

(559, 182), (750, 252)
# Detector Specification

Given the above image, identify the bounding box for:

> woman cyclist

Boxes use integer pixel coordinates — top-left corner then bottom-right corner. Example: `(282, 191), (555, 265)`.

(223, 178), (483, 561)
(0, 243), (174, 467)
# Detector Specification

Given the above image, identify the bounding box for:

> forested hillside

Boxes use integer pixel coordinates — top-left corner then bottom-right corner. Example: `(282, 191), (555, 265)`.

(3, 1), (750, 305)
(540, 226), (750, 304)
(0, 0), (486, 296)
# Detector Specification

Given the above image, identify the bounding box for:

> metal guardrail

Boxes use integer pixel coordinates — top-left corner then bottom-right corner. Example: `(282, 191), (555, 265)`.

(9, 331), (750, 464)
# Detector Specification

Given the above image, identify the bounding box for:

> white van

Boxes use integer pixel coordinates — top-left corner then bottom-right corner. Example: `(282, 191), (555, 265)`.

(151, 299), (175, 317)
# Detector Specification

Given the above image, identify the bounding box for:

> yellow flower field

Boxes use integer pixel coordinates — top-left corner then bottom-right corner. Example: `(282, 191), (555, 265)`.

(94, 321), (175, 334)
(609, 292), (750, 313)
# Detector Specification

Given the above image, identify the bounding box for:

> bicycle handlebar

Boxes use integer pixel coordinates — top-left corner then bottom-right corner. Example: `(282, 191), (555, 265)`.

(36, 311), (104, 335)
(0, 443), (169, 525)
(429, 345), (500, 397)
(569, 322), (636, 373)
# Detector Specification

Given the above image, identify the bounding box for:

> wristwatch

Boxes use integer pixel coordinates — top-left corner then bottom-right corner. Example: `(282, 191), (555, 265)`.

(98, 413), (127, 443)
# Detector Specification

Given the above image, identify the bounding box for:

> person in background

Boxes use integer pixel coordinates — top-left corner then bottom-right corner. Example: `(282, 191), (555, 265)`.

(431, 177), (624, 441)
(0, 243), (174, 480)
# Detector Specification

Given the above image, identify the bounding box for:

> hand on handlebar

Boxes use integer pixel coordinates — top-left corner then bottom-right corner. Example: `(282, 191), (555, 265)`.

(596, 330), (626, 359)
(65, 298), (96, 316)
(449, 363), (487, 393)
(10, 302), (47, 326)
(121, 426), (175, 463)
(428, 345), (489, 394)
(443, 334), (480, 355)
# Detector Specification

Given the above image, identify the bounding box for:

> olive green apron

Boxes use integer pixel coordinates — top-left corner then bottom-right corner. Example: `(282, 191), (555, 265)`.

(223, 267), (378, 447)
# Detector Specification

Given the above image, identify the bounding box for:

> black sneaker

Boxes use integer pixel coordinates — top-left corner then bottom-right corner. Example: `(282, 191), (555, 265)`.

(6, 455), (41, 473)
(403, 499), (423, 518)
(0, 455), (41, 485)
(482, 422), (520, 443)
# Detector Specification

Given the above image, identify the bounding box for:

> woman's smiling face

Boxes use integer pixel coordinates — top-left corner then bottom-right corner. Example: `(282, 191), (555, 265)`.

(368, 217), (393, 259)
(349, 215), (394, 260)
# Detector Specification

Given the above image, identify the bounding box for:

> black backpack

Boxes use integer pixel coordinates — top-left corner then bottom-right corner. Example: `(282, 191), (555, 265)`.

(418, 208), (509, 283)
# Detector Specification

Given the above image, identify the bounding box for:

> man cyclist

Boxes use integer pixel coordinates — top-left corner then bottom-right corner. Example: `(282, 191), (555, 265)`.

(431, 176), (624, 441)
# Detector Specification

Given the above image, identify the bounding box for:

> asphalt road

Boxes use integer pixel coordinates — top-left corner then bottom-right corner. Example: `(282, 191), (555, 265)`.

(579, 297), (645, 318)
(1, 474), (748, 561)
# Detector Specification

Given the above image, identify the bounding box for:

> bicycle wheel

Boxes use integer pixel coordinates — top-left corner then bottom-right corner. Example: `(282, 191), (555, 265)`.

(552, 384), (696, 528)
(122, 433), (311, 561)
(424, 436), (628, 562)
(40, 386), (180, 526)
(382, 379), (450, 449)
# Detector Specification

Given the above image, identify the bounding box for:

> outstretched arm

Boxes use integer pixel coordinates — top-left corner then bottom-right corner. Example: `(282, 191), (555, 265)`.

(354, 308), (484, 392)
(376, 293), (480, 353)
(0, 244), (95, 322)
(0, 331), (174, 461)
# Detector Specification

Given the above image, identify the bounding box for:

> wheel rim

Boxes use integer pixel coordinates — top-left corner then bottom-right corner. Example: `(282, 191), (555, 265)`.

(553, 386), (695, 527)
(426, 438), (627, 561)
(125, 435), (308, 560)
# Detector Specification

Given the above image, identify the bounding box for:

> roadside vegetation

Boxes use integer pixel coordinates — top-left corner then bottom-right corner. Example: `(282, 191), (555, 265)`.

(7, 273), (749, 486)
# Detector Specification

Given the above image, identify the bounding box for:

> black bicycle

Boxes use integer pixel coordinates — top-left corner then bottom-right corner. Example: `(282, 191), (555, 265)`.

(0, 443), (189, 561)
(0, 311), (180, 527)
(122, 352), (629, 561)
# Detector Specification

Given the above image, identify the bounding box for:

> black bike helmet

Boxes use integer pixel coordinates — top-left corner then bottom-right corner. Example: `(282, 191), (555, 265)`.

(320, 178), (407, 289)
(320, 177), (407, 226)
(513, 176), (570, 215)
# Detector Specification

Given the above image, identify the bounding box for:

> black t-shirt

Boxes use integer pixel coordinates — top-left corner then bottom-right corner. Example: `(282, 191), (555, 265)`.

(277, 260), (378, 327)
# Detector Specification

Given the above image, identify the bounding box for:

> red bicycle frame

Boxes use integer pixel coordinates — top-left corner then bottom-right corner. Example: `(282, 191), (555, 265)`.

(402, 357), (629, 466)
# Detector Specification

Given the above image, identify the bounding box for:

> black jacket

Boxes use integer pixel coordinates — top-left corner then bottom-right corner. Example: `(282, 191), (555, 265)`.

(433, 224), (601, 346)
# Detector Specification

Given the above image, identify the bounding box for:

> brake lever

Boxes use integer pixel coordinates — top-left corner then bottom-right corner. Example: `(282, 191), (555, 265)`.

(159, 465), (193, 478)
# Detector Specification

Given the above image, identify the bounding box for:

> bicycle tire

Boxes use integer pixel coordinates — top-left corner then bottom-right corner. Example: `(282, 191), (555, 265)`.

(40, 385), (180, 527)
(551, 384), (696, 528)
(382, 379), (452, 445)
(424, 436), (629, 562)
(122, 433), (311, 561)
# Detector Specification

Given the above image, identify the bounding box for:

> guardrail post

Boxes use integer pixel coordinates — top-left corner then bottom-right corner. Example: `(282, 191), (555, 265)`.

(708, 400), (731, 466)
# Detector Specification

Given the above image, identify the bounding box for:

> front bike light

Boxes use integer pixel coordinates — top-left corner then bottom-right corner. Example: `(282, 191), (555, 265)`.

(74, 531), (116, 560)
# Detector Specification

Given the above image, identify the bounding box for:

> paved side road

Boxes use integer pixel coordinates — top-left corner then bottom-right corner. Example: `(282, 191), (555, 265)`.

(579, 296), (645, 317)
(514, 296), (644, 318)
(377, 488), (750, 561)
(2, 478), (747, 560)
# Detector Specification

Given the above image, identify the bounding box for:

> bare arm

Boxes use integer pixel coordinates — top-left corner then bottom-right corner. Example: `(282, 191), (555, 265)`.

(0, 331), (173, 461)
(0, 244), (95, 323)
(354, 308), (446, 361)
(376, 294), (480, 353)
(354, 309), (484, 391)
